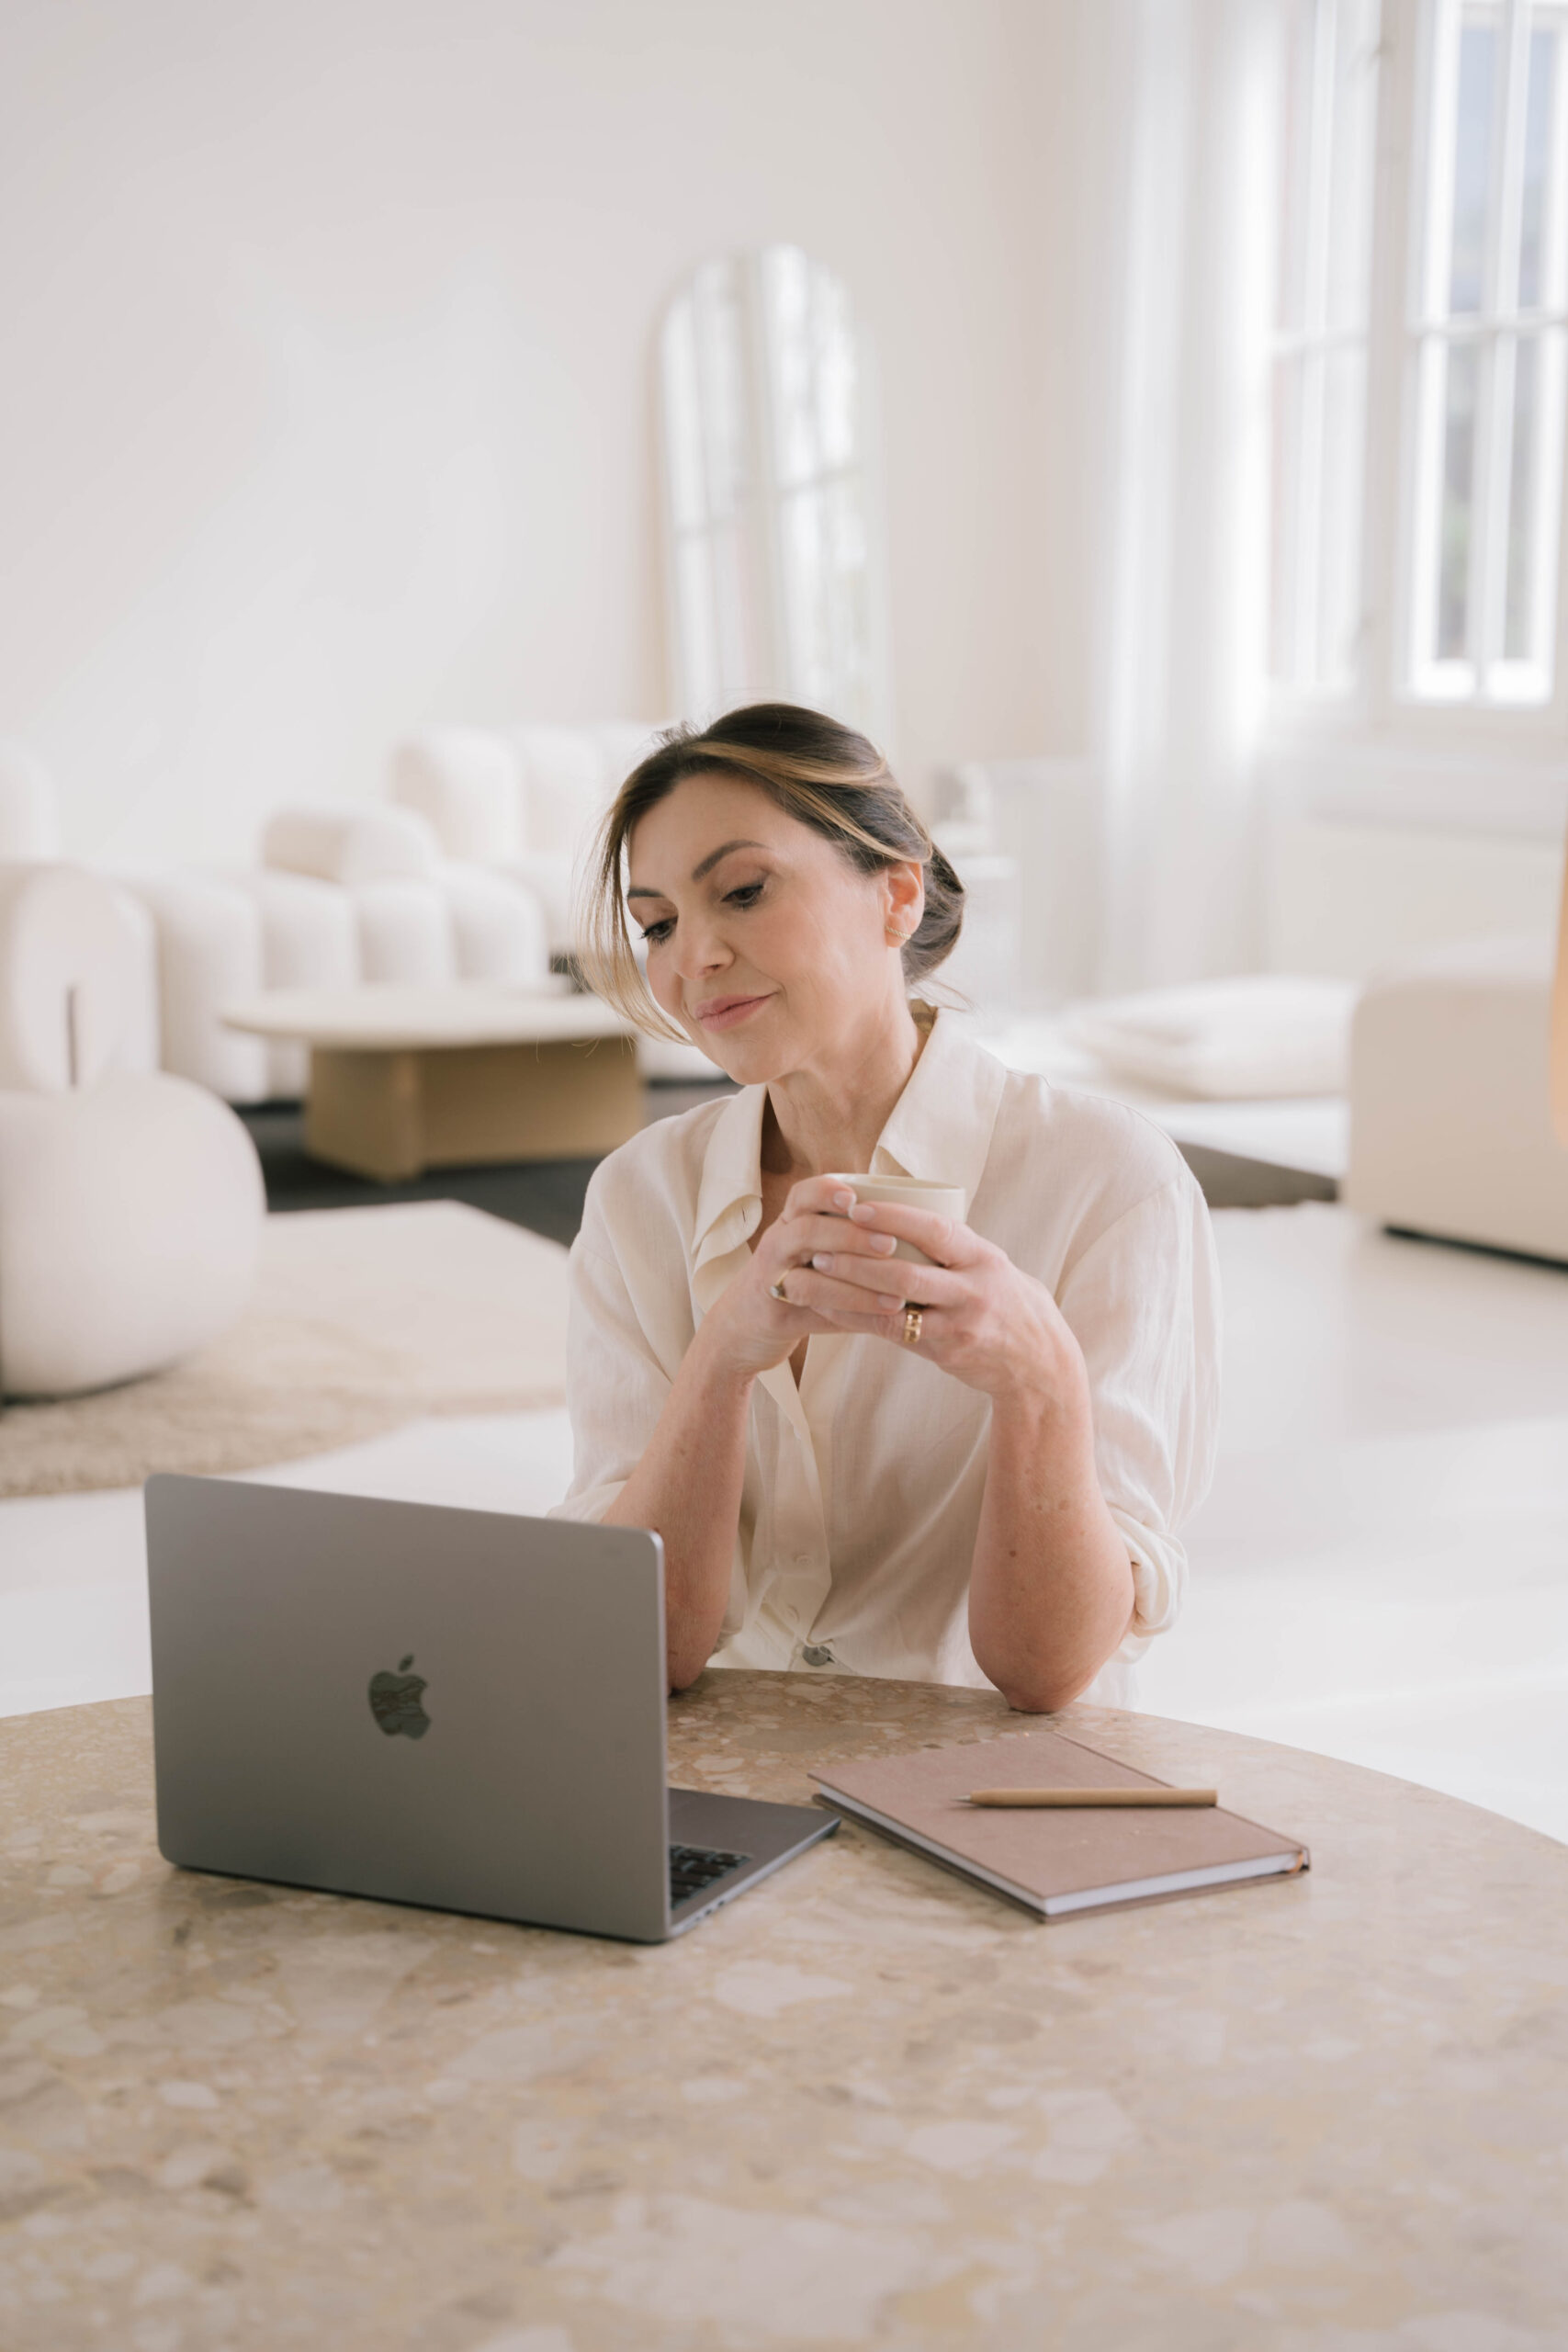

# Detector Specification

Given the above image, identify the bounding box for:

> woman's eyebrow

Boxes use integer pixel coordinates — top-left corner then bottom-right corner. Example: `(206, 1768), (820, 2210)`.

(691, 837), (765, 882)
(626, 839), (766, 899)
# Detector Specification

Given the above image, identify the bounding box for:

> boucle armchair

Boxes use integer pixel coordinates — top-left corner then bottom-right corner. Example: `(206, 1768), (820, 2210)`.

(0, 862), (263, 1397)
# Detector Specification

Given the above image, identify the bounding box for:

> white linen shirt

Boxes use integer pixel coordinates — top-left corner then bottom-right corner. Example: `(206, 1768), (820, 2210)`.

(550, 1010), (1221, 1705)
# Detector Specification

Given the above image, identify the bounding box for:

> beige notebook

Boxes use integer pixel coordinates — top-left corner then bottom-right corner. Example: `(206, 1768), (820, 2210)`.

(812, 1724), (1309, 1920)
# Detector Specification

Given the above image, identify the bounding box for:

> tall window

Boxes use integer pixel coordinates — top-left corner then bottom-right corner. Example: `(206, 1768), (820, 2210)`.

(1269, 0), (1383, 693)
(1406, 0), (1568, 702)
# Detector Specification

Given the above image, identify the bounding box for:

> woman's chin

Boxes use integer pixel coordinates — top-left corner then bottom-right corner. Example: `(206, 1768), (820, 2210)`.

(687, 1023), (797, 1087)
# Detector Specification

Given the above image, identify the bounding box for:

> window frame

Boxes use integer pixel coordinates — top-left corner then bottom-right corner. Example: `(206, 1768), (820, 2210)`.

(1401, 0), (1568, 707)
(1264, 0), (1568, 804)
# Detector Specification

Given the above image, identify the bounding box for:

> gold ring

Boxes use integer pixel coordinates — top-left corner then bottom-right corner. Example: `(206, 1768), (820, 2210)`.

(901, 1306), (923, 1346)
(769, 1279), (790, 1303)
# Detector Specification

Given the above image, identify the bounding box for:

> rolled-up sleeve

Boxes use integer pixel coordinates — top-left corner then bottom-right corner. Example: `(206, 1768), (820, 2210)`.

(1054, 1173), (1222, 1659)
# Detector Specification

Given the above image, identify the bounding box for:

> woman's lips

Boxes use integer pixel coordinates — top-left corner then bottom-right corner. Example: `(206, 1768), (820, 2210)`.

(692, 992), (773, 1032)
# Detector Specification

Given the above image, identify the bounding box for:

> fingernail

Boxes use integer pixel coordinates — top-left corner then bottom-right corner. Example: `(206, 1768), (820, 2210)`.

(877, 1294), (903, 1310)
(849, 1202), (876, 1221)
(872, 1234), (897, 1254)
(831, 1190), (854, 1210)
(811, 1253), (832, 1272)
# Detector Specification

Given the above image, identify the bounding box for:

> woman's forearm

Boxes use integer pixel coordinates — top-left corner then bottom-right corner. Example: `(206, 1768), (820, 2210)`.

(604, 1324), (756, 1690)
(968, 1374), (1136, 1713)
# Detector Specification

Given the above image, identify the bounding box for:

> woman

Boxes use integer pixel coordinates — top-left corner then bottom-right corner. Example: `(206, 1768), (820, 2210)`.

(551, 705), (1220, 1711)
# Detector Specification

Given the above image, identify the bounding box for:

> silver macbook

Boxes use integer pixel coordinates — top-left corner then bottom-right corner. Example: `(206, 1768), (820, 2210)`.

(145, 1475), (836, 1941)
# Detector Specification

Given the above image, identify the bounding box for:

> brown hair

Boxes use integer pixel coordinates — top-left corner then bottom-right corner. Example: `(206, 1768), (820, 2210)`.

(577, 704), (964, 1040)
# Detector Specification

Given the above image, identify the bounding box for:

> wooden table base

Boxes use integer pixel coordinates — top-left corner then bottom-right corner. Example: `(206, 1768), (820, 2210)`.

(303, 1035), (643, 1179)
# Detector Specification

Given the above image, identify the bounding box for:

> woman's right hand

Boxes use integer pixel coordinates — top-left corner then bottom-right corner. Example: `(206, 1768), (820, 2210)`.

(698, 1175), (907, 1382)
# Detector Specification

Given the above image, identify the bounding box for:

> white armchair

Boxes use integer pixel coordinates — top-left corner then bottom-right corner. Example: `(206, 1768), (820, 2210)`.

(1346, 926), (1568, 1263)
(0, 861), (264, 1398)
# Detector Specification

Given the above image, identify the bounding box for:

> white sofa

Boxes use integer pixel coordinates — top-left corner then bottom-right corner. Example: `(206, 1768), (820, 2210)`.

(1346, 931), (1568, 1262)
(6, 732), (716, 1112)
(391, 722), (663, 958)
(0, 861), (264, 1397)
(118, 802), (551, 1102)
(390, 722), (722, 1083)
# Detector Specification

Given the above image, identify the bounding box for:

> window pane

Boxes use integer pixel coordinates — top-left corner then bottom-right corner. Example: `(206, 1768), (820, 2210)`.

(1318, 346), (1369, 681)
(779, 481), (871, 726)
(1438, 338), (1481, 659)
(662, 258), (754, 538)
(1518, 21), (1560, 306)
(1449, 15), (1500, 314)
(761, 245), (860, 491)
(1269, 356), (1306, 675)
(660, 305), (706, 535)
(1501, 325), (1566, 673)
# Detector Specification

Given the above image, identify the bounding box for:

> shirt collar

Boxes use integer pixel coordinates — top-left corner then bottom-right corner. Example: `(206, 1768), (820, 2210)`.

(870, 1007), (1008, 1215)
(690, 1008), (1007, 1279)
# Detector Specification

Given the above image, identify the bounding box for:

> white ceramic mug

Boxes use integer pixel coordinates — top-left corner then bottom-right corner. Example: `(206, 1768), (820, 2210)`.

(824, 1172), (968, 1266)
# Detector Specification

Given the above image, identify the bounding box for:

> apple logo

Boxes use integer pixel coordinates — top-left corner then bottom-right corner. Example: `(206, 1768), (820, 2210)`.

(368, 1654), (431, 1740)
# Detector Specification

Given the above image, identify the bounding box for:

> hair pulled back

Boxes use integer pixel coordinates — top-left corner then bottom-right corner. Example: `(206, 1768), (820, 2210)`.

(577, 703), (964, 1040)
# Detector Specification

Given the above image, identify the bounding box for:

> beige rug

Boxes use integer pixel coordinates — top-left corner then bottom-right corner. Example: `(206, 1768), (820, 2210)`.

(0, 1203), (571, 1499)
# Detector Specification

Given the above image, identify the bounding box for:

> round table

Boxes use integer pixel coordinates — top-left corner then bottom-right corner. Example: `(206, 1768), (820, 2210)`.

(2, 1674), (1565, 2350)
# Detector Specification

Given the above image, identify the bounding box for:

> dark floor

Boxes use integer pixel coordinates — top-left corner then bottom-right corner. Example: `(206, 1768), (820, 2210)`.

(241, 1082), (1333, 1250)
(239, 1080), (735, 1248)
(1175, 1141), (1337, 1209)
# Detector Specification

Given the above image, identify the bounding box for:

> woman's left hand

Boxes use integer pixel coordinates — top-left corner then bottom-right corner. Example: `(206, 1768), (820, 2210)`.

(788, 1200), (1078, 1403)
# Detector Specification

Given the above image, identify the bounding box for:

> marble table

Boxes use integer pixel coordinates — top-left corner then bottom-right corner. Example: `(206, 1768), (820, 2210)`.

(2, 1674), (1565, 2352)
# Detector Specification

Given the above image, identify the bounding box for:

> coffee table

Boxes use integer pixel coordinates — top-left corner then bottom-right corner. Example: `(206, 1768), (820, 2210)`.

(2, 1672), (1565, 2347)
(222, 983), (642, 1180)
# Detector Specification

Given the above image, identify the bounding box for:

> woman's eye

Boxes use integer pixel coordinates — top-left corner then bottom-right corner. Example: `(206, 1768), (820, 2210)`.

(725, 881), (764, 909)
(638, 918), (674, 946)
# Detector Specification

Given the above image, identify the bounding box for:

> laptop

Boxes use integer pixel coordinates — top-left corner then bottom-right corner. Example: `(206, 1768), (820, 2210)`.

(144, 1474), (837, 1941)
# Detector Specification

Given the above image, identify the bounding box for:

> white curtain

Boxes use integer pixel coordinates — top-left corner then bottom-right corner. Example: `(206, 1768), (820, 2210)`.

(1091, 0), (1284, 992)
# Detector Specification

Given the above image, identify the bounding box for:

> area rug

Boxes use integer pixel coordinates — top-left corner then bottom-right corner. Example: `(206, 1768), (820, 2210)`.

(0, 1203), (571, 1499)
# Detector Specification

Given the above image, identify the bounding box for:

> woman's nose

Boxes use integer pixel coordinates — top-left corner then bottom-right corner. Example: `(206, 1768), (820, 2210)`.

(674, 919), (730, 979)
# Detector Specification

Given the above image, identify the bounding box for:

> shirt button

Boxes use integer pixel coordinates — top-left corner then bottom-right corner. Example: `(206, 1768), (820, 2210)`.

(801, 1645), (835, 1668)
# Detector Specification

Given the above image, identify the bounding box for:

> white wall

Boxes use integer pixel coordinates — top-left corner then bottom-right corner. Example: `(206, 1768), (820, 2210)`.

(0, 0), (1080, 868)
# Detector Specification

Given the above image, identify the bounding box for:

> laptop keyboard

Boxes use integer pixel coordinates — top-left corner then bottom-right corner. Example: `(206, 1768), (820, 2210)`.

(670, 1843), (751, 1908)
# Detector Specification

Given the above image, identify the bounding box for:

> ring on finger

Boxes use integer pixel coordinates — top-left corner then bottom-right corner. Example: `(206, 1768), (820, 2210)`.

(901, 1306), (924, 1347)
(768, 1278), (790, 1304)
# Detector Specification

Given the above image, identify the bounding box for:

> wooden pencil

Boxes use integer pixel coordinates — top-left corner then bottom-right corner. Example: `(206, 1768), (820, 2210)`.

(965, 1787), (1218, 1808)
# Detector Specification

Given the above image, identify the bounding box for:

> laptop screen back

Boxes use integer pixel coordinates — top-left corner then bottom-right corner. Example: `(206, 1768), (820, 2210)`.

(146, 1476), (671, 1940)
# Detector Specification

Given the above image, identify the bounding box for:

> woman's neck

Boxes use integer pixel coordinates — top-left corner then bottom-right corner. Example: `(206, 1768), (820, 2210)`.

(760, 996), (929, 1182)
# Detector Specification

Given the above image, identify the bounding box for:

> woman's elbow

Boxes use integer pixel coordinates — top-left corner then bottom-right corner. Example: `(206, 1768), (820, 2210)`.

(976, 1637), (1107, 1715)
(990, 1668), (1089, 1714)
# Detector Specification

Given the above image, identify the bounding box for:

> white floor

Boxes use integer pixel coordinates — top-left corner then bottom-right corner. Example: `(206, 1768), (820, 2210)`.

(4, 1204), (1565, 1841)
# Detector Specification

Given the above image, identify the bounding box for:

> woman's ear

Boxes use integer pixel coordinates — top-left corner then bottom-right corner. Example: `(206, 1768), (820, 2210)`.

(882, 859), (926, 946)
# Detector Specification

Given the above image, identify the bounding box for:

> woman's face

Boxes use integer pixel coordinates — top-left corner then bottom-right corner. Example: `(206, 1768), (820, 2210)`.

(625, 770), (923, 1085)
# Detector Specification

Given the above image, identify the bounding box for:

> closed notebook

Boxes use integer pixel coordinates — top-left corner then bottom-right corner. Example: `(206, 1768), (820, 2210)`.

(811, 1725), (1309, 1920)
